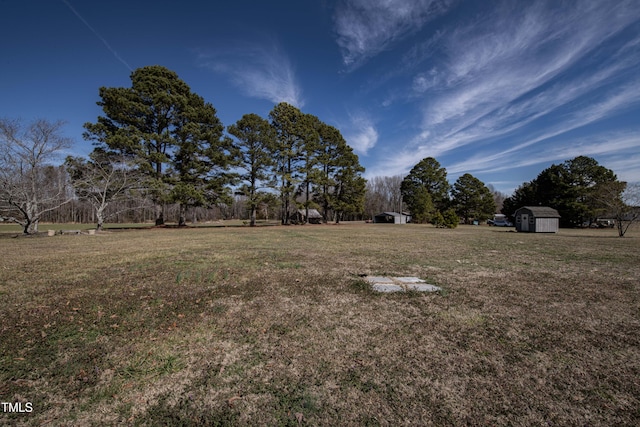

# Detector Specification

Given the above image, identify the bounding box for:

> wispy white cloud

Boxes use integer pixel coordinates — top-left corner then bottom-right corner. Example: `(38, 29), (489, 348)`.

(377, 0), (640, 181)
(446, 129), (640, 181)
(412, 68), (439, 93)
(333, 0), (453, 69)
(198, 40), (304, 108)
(420, 2), (631, 128)
(605, 155), (640, 185)
(423, 75), (640, 171)
(444, 78), (640, 176)
(344, 113), (378, 155)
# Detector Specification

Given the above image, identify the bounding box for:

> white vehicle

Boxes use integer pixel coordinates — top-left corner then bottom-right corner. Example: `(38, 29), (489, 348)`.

(491, 214), (512, 227)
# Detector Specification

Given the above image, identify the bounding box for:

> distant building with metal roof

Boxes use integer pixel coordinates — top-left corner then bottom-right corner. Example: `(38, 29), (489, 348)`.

(373, 212), (411, 224)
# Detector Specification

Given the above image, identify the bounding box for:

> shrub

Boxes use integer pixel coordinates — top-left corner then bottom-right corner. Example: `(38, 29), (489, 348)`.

(432, 209), (458, 228)
(442, 208), (459, 228)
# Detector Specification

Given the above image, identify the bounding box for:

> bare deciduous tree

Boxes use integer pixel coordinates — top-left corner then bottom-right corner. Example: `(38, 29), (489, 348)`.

(0, 118), (73, 234)
(620, 183), (640, 236)
(487, 184), (508, 213)
(593, 181), (640, 237)
(364, 175), (403, 219)
(65, 150), (142, 231)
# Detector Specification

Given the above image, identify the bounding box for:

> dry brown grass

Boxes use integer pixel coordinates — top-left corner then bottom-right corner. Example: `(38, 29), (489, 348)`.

(1, 224), (639, 425)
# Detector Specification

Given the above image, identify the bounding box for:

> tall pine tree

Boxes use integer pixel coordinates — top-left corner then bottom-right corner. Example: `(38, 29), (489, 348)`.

(401, 157), (450, 223)
(228, 113), (276, 226)
(269, 102), (305, 225)
(84, 65), (232, 225)
(451, 173), (496, 223)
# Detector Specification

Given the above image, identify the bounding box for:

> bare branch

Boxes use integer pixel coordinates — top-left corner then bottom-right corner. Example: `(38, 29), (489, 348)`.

(0, 118), (73, 233)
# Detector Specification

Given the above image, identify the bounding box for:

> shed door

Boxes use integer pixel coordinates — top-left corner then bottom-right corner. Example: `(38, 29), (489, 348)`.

(521, 214), (529, 231)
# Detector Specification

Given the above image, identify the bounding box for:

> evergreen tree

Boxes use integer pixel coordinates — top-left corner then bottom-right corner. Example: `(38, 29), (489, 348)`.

(442, 208), (460, 228)
(269, 102), (305, 225)
(83, 65), (231, 225)
(297, 114), (322, 224)
(400, 157), (449, 223)
(228, 113), (276, 226)
(332, 146), (366, 223)
(501, 180), (538, 220)
(451, 173), (496, 223)
(313, 123), (350, 222)
(170, 92), (234, 226)
(502, 156), (620, 227)
(267, 103), (366, 225)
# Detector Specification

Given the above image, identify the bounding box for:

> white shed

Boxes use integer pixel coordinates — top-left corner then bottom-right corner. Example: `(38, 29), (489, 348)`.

(514, 206), (560, 233)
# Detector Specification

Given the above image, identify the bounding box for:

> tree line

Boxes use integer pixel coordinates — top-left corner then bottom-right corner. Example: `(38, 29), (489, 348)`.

(0, 66), (366, 233)
(1, 66), (637, 235)
(396, 157), (496, 228)
(368, 154), (637, 236)
(501, 156), (638, 236)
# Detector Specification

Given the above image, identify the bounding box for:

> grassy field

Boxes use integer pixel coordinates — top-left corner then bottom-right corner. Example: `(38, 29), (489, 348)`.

(1, 224), (639, 426)
(0, 220), (280, 236)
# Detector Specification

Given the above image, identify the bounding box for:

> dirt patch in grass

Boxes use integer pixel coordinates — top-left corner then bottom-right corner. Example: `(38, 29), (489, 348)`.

(1, 225), (639, 425)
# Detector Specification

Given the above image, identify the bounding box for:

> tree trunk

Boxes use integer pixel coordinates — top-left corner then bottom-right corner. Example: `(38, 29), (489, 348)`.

(283, 158), (292, 225)
(249, 181), (256, 227)
(282, 194), (290, 225)
(23, 199), (38, 234)
(250, 207), (256, 227)
(96, 206), (105, 231)
(155, 204), (164, 225)
(178, 204), (187, 227)
(305, 179), (310, 225)
(616, 216), (636, 238)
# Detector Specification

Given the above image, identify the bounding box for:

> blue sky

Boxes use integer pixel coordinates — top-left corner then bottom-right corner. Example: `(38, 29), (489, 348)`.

(1, 0), (639, 194)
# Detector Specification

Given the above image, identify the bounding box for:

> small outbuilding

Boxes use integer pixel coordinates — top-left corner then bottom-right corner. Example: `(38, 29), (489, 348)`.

(514, 206), (560, 233)
(294, 209), (323, 224)
(373, 212), (411, 224)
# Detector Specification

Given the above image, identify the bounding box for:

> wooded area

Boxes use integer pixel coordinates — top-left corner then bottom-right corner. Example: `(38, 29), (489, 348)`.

(1, 66), (637, 235)
(0, 66), (367, 232)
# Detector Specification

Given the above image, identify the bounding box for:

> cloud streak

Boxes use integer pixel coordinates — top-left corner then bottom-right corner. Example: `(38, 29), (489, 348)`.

(198, 41), (304, 108)
(61, 0), (132, 71)
(333, 0), (452, 69)
(344, 113), (378, 155)
(447, 131), (640, 184)
(378, 0), (640, 186)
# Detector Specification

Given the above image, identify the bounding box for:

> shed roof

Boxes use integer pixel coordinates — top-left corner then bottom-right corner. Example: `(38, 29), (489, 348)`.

(375, 212), (410, 217)
(297, 209), (322, 218)
(517, 206), (561, 218)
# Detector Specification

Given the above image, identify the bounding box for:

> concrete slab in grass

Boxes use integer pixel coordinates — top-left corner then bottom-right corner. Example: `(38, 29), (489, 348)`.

(371, 283), (405, 293)
(366, 276), (395, 284)
(395, 277), (426, 284)
(364, 276), (441, 293)
(405, 283), (441, 292)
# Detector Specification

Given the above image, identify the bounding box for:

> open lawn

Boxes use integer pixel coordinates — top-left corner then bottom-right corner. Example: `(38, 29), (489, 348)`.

(1, 224), (639, 426)
(0, 220), (275, 235)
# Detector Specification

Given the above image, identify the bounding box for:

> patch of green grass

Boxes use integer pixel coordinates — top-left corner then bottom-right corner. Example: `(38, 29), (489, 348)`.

(275, 261), (303, 269)
(119, 352), (184, 380)
(142, 393), (240, 427)
(349, 278), (375, 294)
(268, 384), (320, 425)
